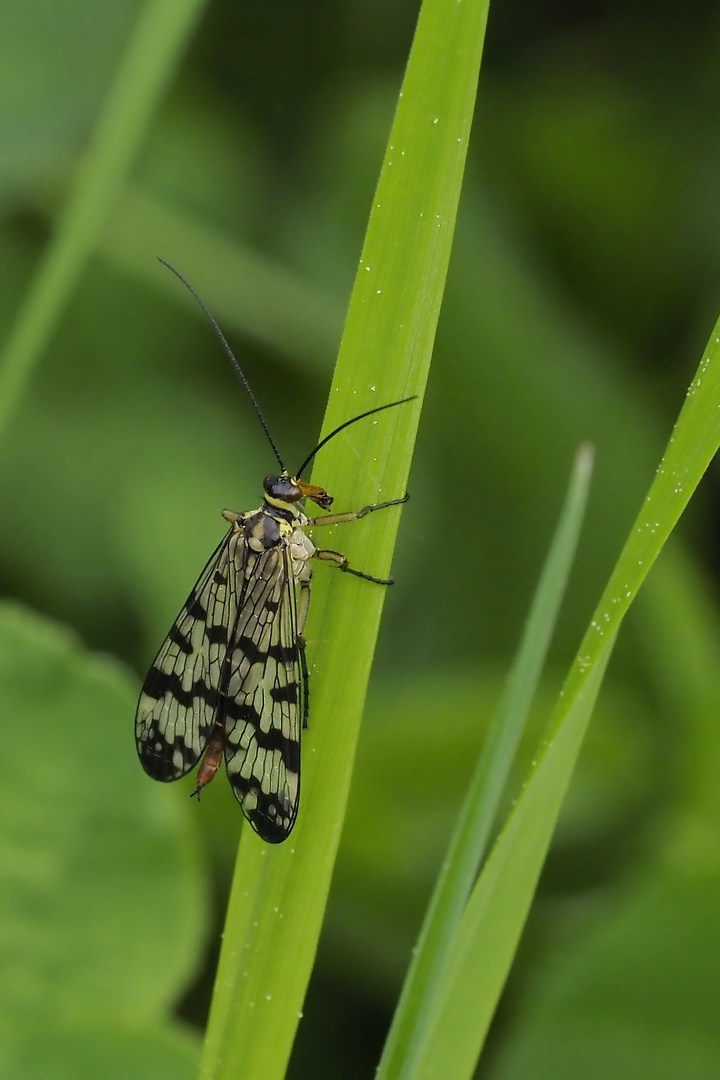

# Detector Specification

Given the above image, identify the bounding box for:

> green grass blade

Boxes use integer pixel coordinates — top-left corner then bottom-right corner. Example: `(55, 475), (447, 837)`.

(198, 0), (490, 1078)
(0, 0), (205, 439)
(378, 443), (594, 1080)
(410, 643), (614, 1080)
(403, 321), (720, 1079)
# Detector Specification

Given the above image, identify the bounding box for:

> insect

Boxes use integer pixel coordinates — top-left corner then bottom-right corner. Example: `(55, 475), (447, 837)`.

(135, 264), (413, 843)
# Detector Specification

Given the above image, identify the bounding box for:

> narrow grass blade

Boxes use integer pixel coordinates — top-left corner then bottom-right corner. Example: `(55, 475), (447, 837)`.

(410, 645), (614, 1080)
(403, 321), (720, 1079)
(198, 0), (491, 1078)
(0, 0), (205, 439)
(378, 443), (594, 1080)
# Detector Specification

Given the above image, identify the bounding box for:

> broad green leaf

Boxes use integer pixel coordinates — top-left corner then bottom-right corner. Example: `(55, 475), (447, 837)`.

(1, 1023), (199, 1080)
(0, 602), (204, 1070)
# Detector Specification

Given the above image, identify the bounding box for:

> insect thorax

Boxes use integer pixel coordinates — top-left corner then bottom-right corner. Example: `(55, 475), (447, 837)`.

(237, 501), (315, 580)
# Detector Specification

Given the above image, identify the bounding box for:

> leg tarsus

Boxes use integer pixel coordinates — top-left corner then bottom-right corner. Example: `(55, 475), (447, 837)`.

(307, 492), (409, 528)
(339, 562), (394, 586)
(354, 492), (409, 521)
(314, 547), (394, 586)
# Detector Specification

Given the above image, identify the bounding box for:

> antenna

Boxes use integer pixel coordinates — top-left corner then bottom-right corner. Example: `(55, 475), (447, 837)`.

(158, 259), (286, 472)
(295, 397), (416, 479)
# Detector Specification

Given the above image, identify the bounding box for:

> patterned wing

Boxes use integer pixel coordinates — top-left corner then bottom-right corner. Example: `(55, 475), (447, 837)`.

(135, 528), (246, 781)
(222, 544), (306, 843)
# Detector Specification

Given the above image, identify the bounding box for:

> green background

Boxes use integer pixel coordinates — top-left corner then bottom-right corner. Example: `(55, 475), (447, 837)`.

(2, 0), (720, 1076)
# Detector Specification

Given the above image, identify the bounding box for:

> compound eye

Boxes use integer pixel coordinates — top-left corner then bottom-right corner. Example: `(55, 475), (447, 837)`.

(263, 475), (302, 502)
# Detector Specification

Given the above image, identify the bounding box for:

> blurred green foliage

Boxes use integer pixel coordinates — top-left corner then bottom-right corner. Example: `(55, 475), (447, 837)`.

(0, 603), (204, 1076)
(2, 0), (720, 1077)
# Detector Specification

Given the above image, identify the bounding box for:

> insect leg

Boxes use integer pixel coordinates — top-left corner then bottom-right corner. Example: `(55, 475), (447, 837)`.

(308, 492), (408, 584)
(312, 548), (394, 585)
(306, 493), (409, 528)
(297, 577), (311, 729)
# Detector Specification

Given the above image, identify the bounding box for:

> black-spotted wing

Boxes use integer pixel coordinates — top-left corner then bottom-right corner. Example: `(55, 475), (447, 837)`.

(135, 522), (305, 843)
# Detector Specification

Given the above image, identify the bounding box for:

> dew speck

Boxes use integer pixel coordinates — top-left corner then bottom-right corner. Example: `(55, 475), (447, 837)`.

(370, 385), (376, 391)
(433, 117), (439, 124)
(376, 289), (382, 295)
(266, 994), (272, 1001)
